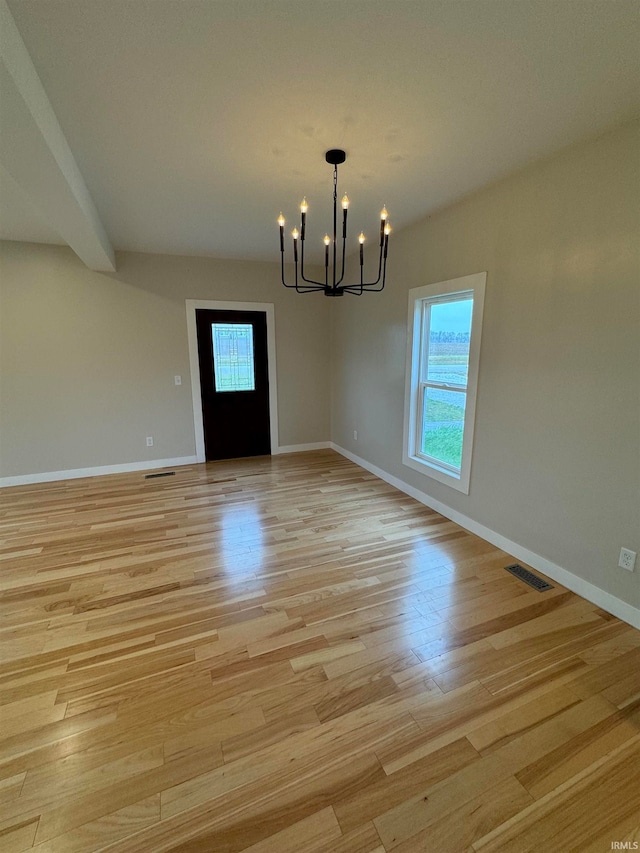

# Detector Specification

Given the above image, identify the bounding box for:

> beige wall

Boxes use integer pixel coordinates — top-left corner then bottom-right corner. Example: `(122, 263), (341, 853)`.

(331, 120), (640, 608)
(0, 245), (331, 475)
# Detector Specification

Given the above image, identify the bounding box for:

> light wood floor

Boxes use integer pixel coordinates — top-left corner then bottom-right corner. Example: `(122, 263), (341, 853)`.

(0, 450), (638, 853)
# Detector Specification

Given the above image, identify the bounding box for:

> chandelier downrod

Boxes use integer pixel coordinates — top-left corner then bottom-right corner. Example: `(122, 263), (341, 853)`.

(278, 149), (391, 297)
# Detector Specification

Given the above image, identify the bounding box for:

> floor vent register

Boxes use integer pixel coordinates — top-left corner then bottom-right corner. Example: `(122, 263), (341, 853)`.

(504, 563), (554, 591)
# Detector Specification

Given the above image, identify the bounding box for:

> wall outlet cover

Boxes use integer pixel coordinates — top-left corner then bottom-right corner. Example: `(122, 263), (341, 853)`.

(618, 548), (636, 572)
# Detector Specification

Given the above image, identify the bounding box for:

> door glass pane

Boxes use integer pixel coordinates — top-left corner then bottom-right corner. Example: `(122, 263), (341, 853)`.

(426, 298), (473, 386)
(211, 323), (255, 392)
(421, 386), (466, 470)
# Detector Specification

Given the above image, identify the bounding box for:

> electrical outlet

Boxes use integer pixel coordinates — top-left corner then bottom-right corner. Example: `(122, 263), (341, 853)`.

(353, 430), (358, 441)
(618, 548), (636, 572)
(146, 436), (154, 447)
(174, 375), (182, 385)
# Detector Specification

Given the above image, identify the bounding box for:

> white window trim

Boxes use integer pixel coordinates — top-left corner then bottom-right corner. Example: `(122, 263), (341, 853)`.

(402, 272), (486, 494)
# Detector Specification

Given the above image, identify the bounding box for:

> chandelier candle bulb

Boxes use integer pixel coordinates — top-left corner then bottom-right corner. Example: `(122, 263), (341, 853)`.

(278, 213), (285, 252)
(379, 205), (388, 246)
(277, 149), (391, 296)
(341, 193), (349, 237)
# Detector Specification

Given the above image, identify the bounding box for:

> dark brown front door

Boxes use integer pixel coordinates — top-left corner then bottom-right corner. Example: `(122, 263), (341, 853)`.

(195, 309), (271, 460)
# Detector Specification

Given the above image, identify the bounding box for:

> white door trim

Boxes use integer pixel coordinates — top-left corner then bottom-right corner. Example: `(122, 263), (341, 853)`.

(185, 300), (279, 462)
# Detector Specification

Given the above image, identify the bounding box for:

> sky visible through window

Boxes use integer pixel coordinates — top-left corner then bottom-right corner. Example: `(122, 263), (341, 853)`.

(432, 298), (473, 334)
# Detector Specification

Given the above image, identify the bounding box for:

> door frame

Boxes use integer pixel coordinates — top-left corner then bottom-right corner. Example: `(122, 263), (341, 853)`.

(186, 299), (279, 462)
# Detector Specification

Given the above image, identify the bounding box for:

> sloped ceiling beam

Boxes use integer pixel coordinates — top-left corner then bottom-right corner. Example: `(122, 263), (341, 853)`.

(0, 0), (115, 271)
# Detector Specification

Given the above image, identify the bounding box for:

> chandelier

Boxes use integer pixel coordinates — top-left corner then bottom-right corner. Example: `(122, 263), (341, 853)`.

(278, 149), (391, 297)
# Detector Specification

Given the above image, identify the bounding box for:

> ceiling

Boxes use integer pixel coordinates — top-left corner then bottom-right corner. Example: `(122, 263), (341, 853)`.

(1, 0), (639, 268)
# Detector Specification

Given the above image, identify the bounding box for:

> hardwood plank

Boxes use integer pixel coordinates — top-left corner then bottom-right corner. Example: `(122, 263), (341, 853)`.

(238, 806), (341, 853)
(163, 708), (265, 762)
(0, 817), (39, 853)
(258, 658), (423, 725)
(514, 701), (640, 800)
(241, 820), (385, 853)
(19, 745), (165, 815)
(221, 706), (321, 764)
(2, 703), (67, 740)
(473, 736), (640, 852)
(0, 690), (58, 720)
(0, 773), (26, 805)
(466, 685), (581, 754)
(30, 794), (160, 853)
(31, 742), (225, 843)
(313, 676), (399, 723)
(111, 752), (384, 853)
(160, 712), (418, 820)
(289, 640), (366, 672)
(375, 775), (532, 851)
(334, 736), (481, 834)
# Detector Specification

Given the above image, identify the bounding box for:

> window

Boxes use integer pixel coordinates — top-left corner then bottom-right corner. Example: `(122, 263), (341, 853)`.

(403, 272), (486, 493)
(211, 323), (255, 392)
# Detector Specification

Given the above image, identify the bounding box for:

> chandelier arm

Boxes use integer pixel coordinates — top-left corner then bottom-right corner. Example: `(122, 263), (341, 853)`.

(360, 265), (387, 292)
(299, 236), (326, 287)
(284, 233), (387, 295)
(347, 255), (387, 293)
(351, 239), (384, 289)
(369, 230), (390, 291)
(282, 264), (325, 291)
(331, 164), (338, 292)
(282, 279), (322, 292)
(343, 280), (384, 294)
(282, 264), (324, 292)
(280, 253), (298, 288)
(293, 255), (323, 293)
(335, 233), (348, 287)
(343, 244), (388, 293)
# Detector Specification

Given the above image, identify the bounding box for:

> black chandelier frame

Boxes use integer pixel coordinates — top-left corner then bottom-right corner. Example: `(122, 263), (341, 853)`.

(278, 149), (390, 297)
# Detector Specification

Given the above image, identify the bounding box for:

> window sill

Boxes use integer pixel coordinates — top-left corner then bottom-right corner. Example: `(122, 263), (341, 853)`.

(402, 451), (470, 495)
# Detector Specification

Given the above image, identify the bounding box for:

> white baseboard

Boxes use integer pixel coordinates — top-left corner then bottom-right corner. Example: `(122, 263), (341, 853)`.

(0, 456), (199, 488)
(331, 443), (640, 630)
(275, 442), (332, 455)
